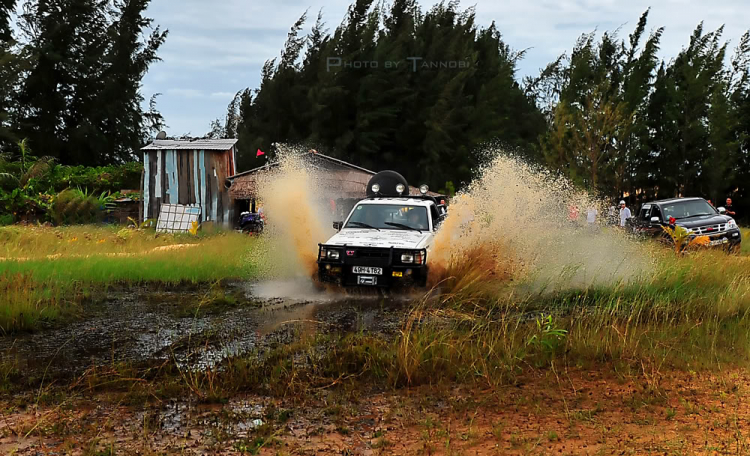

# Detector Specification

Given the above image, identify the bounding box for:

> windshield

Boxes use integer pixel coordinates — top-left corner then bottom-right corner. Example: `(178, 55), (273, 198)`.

(661, 200), (717, 220)
(345, 204), (429, 231)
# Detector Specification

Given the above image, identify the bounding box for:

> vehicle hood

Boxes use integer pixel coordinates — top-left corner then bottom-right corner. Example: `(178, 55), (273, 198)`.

(676, 214), (732, 229)
(324, 229), (432, 249)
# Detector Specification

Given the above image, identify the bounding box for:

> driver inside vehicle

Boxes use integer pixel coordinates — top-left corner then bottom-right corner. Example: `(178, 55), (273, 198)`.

(363, 207), (381, 227)
(407, 210), (428, 230)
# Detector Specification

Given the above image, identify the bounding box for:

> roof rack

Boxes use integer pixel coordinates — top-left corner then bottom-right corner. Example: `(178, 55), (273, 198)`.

(364, 194), (446, 206)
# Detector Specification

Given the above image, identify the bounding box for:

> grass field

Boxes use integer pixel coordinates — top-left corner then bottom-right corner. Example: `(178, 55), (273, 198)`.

(0, 225), (261, 333)
(2, 226), (750, 453)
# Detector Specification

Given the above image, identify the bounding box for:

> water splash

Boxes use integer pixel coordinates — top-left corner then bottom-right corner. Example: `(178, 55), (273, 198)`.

(429, 152), (653, 290)
(252, 146), (335, 279)
(249, 145), (651, 294)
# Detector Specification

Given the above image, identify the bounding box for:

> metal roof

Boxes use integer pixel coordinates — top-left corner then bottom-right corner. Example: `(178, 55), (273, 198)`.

(141, 139), (238, 151)
(227, 150), (376, 179)
(356, 197), (438, 207)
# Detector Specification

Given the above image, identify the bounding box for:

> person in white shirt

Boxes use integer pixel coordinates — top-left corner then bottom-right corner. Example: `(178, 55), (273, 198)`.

(586, 207), (597, 224)
(619, 200), (631, 227)
(586, 206), (599, 232)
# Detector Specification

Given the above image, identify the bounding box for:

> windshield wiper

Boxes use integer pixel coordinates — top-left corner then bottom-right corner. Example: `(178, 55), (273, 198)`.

(385, 222), (422, 234)
(347, 221), (380, 231)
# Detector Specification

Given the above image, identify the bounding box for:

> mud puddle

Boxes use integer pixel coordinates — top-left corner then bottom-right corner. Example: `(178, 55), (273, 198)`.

(0, 280), (411, 379)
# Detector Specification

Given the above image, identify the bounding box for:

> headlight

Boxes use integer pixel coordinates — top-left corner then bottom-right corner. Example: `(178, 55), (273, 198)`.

(327, 250), (340, 260)
(727, 218), (738, 230)
(371, 184), (380, 193)
(419, 184), (429, 195)
(396, 183), (406, 194)
(401, 251), (426, 264)
(415, 251), (425, 264)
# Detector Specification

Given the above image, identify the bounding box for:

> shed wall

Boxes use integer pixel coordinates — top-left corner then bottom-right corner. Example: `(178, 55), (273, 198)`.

(142, 147), (236, 226)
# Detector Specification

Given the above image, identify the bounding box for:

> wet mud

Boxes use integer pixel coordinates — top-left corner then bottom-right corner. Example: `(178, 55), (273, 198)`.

(0, 280), (412, 379)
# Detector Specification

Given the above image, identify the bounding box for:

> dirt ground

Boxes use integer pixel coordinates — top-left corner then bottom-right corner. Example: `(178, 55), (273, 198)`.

(2, 366), (749, 455)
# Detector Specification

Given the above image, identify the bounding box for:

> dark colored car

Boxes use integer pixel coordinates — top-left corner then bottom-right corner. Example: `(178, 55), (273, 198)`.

(631, 197), (741, 252)
(238, 211), (264, 234)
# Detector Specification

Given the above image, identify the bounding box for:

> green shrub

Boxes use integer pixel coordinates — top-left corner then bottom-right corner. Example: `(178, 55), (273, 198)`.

(51, 189), (104, 225)
(0, 214), (13, 226)
(0, 141), (142, 222)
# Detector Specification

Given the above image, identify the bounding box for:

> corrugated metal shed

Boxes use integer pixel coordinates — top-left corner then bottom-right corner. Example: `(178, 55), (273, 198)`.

(140, 139), (238, 226)
(142, 139), (239, 151)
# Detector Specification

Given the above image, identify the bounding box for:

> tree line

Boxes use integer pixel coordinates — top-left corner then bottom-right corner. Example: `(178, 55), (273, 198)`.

(229, 0), (546, 192)
(225, 0), (750, 209)
(2, 0), (749, 215)
(0, 0), (167, 166)
(532, 12), (750, 208)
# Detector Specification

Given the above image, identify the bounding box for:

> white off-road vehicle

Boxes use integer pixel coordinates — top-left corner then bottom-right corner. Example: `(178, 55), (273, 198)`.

(317, 171), (447, 288)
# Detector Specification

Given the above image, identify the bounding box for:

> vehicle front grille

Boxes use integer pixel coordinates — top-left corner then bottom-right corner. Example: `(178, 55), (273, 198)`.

(692, 224), (726, 235)
(356, 248), (390, 259)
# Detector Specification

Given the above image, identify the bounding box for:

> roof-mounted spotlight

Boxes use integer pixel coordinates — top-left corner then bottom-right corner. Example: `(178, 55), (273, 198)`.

(396, 184), (406, 195)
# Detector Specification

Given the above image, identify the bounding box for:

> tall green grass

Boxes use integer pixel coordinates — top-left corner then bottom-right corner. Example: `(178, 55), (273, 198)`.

(234, 248), (750, 394)
(0, 225), (202, 258)
(0, 227), (262, 333)
(38, 244), (750, 402)
(398, 249), (750, 383)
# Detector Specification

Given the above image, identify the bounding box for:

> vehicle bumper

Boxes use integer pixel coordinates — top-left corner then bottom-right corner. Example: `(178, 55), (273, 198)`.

(316, 245), (428, 288)
(693, 228), (741, 250)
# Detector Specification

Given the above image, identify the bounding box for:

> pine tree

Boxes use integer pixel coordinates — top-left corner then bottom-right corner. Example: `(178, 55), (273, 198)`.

(0, 0), (19, 149)
(96, 0), (167, 163)
(0, 0), (14, 42)
(15, 0), (166, 165)
(234, 0), (544, 188)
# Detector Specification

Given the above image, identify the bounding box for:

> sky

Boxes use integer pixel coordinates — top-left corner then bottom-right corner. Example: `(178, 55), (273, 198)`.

(140, 0), (749, 137)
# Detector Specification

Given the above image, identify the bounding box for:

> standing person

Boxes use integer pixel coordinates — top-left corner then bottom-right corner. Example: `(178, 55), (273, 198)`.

(725, 198), (736, 217)
(619, 200), (631, 227)
(329, 198), (336, 216)
(568, 204), (579, 221)
(586, 206), (598, 224)
(586, 206), (599, 232)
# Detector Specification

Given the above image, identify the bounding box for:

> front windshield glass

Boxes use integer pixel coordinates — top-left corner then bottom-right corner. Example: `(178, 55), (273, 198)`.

(345, 204), (429, 231)
(661, 200), (716, 220)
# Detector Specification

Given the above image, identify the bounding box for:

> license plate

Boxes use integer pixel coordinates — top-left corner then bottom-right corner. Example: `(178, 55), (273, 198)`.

(352, 266), (383, 275)
(710, 239), (728, 246)
(358, 276), (377, 286)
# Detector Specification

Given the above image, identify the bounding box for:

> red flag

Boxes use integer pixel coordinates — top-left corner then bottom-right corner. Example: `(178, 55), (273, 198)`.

(256, 149), (265, 158)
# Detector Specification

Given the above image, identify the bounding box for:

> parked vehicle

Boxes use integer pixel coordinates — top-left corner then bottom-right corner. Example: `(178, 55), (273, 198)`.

(316, 170), (447, 288)
(631, 197), (741, 252)
(239, 211), (264, 234)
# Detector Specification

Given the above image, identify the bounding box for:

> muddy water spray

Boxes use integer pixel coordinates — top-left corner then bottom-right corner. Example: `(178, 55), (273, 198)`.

(430, 153), (652, 289)
(252, 147), (335, 278)
(249, 146), (650, 290)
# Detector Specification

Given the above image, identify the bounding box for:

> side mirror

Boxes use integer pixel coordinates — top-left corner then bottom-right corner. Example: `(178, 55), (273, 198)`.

(718, 207), (726, 214)
(333, 221), (343, 231)
(650, 216), (660, 223)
